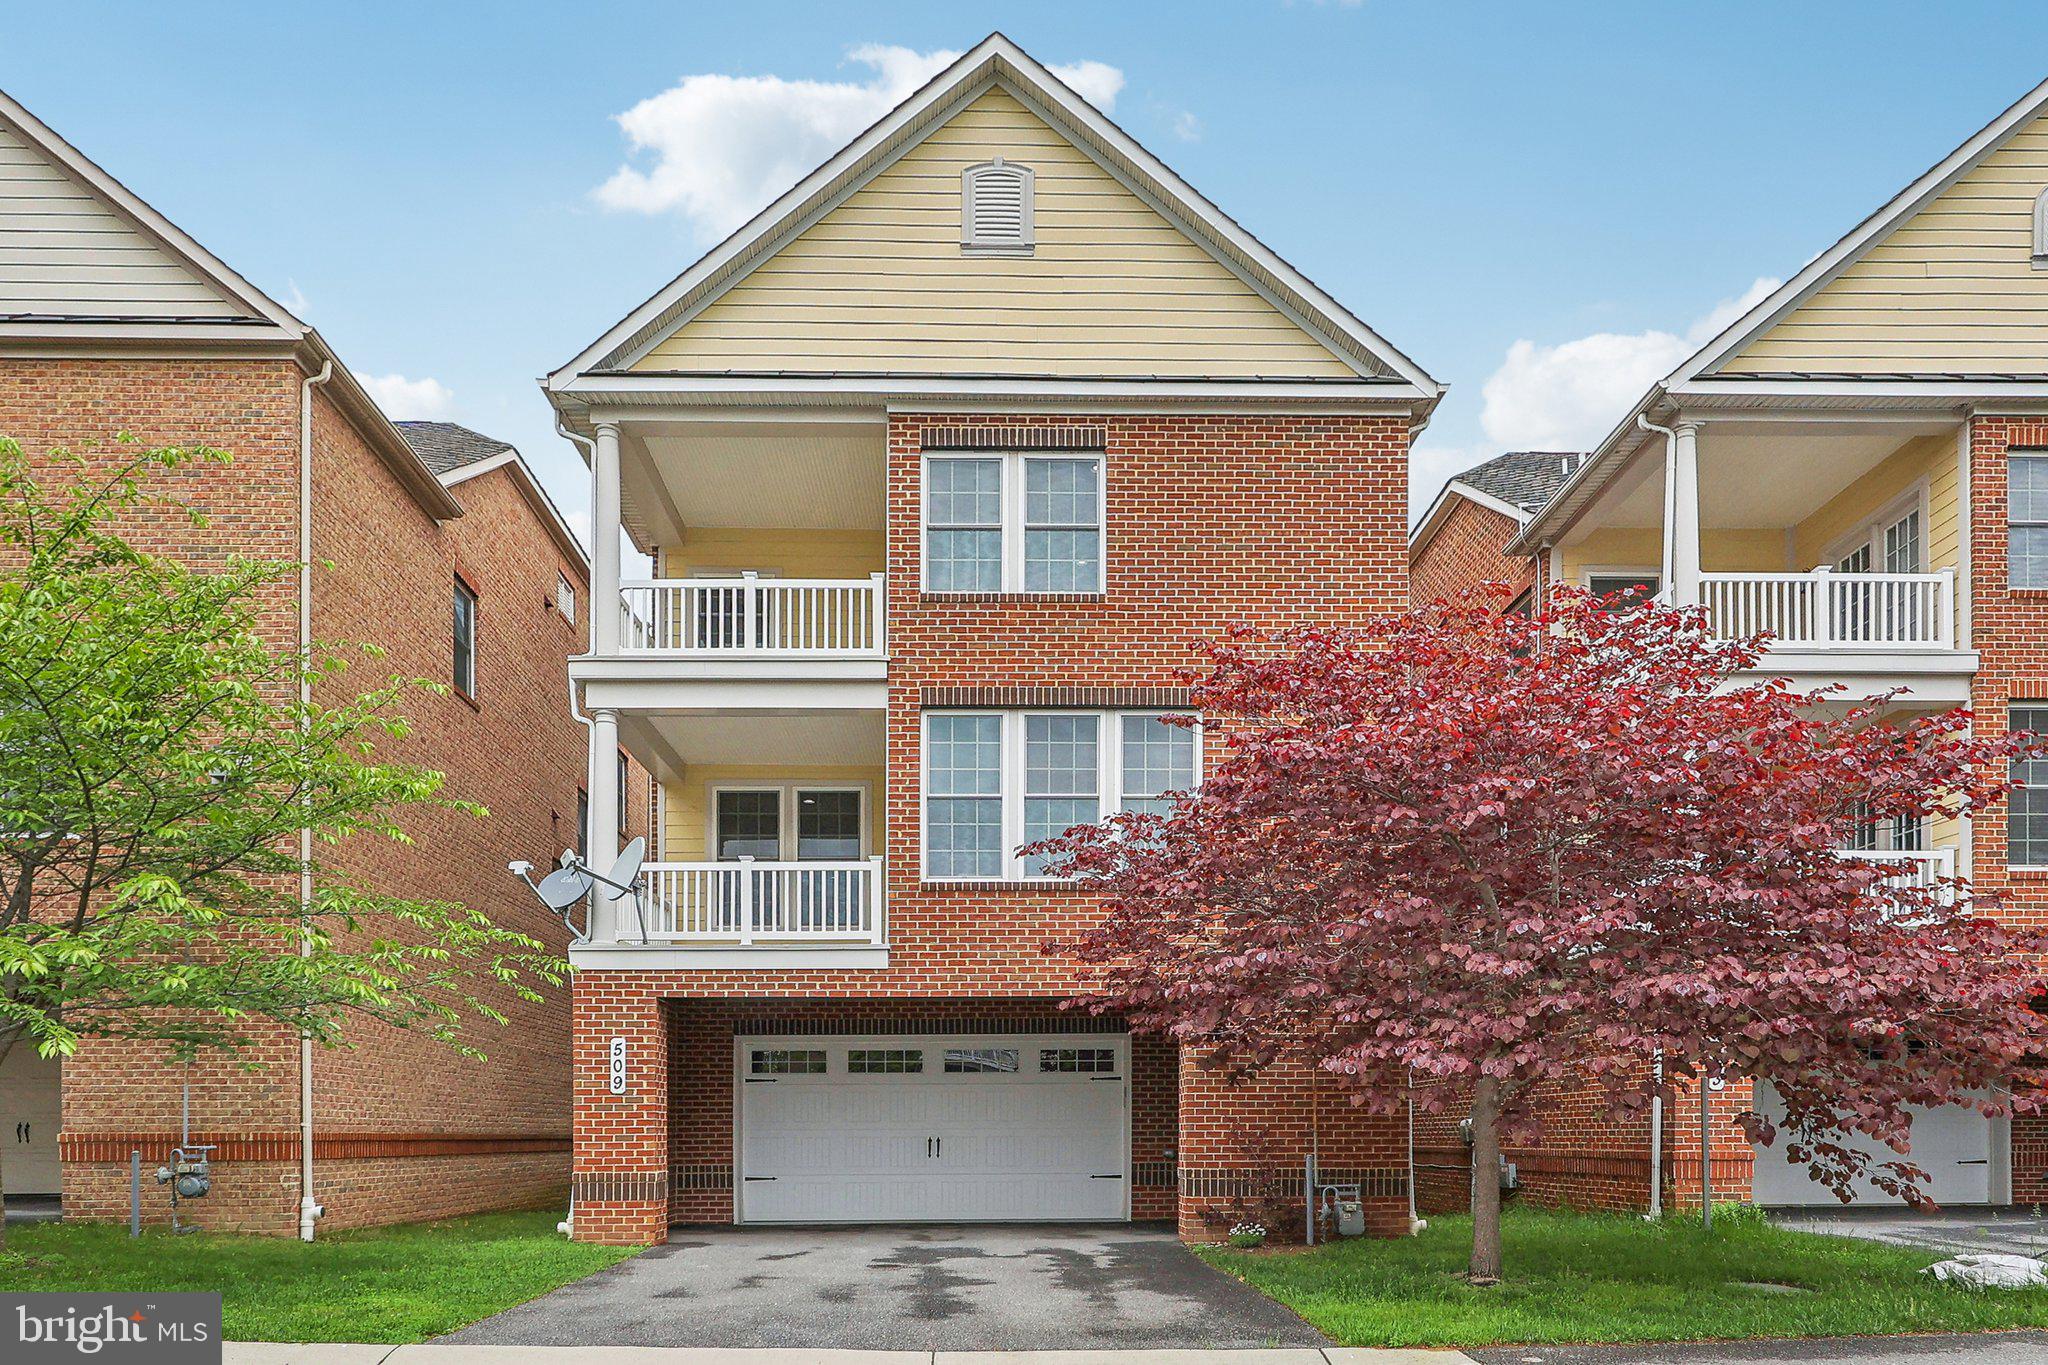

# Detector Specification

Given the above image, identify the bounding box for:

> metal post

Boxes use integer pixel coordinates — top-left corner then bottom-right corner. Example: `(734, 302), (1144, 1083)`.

(130, 1149), (141, 1237)
(1304, 1152), (1316, 1246)
(1700, 1079), (1713, 1231)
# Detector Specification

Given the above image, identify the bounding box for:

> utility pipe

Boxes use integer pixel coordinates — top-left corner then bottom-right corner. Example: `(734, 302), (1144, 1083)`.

(298, 360), (331, 1242)
(1638, 413), (1679, 595)
(552, 415), (600, 1241)
(1646, 1049), (1664, 1220)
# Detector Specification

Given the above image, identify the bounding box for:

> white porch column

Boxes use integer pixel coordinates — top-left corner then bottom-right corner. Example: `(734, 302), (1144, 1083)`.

(590, 419), (623, 655)
(1669, 419), (1703, 604)
(586, 706), (623, 941)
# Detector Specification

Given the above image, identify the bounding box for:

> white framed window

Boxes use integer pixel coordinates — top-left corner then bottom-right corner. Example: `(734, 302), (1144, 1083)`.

(2010, 453), (2048, 589)
(962, 158), (1034, 254)
(1581, 567), (1661, 612)
(707, 783), (869, 862)
(451, 576), (478, 696)
(922, 453), (1104, 593)
(2010, 703), (2048, 867)
(922, 710), (1198, 881)
(1825, 484), (1928, 576)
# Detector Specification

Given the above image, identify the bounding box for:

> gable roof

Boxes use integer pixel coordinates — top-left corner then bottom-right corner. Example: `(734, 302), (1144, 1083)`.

(396, 421), (588, 570)
(0, 85), (460, 520)
(1455, 450), (1583, 514)
(1508, 74), (2048, 555)
(548, 32), (1440, 407)
(1410, 450), (1581, 556)
(1671, 74), (2048, 389)
(0, 87), (303, 341)
(396, 420), (515, 475)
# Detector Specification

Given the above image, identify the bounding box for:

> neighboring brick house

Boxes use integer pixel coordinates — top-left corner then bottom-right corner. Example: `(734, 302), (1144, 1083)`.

(543, 34), (1441, 1244)
(1409, 451), (1580, 607)
(1411, 73), (2048, 1216)
(0, 87), (646, 1234)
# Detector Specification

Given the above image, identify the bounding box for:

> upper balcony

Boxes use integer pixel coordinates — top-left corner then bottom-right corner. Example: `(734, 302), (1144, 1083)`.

(1537, 413), (1978, 702)
(573, 412), (889, 701)
(618, 572), (886, 659)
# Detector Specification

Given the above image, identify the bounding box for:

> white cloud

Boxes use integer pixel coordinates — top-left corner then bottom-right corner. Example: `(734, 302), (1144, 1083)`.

(594, 44), (1124, 242)
(1171, 110), (1202, 143)
(355, 371), (456, 421)
(1475, 276), (1780, 453)
(1408, 277), (1782, 519)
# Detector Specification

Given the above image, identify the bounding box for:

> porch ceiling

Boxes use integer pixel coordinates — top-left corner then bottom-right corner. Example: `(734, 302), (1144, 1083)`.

(1568, 418), (1956, 539)
(620, 417), (886, 548)
(619, 707), (885, 784)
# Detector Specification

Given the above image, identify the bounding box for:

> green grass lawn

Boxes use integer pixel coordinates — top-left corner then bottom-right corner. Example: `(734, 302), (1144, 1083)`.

(0, 1209), (638, 1343)
(1196, 1207), (2048, 1348)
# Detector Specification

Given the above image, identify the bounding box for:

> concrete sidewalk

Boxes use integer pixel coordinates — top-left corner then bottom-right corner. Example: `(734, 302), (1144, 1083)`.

(224, 1347), (1477, 1365)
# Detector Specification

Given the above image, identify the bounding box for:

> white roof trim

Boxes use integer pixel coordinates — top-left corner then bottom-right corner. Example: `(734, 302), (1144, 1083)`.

(438, 446), (589, 569)
(548, 32), (1439, 397)
(1409, 478), (1529, 557)
(0, 85), (305, 337)
(1508, 74), (2048, 557)
(1670, 74), (2048, 388)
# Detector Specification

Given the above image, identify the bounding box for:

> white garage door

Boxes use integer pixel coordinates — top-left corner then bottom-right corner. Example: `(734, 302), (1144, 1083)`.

(736, 1034), (1129, 1223)
(1752, 1083), (2001, 1206)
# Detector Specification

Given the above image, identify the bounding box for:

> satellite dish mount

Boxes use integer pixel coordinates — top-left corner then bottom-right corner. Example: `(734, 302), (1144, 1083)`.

(508, 835), (651, 944)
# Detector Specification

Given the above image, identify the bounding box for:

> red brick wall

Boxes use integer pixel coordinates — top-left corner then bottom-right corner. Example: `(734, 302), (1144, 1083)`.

(571, 409), (1418, 1242)
(1409, 493), (1532, 608)
(5, 357), (644, 1232)
(1963, 414), (2048, 1204)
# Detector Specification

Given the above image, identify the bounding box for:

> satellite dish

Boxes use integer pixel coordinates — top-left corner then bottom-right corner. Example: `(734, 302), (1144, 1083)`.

(537, 866), (593, 910)
(608, 837), (646, 898)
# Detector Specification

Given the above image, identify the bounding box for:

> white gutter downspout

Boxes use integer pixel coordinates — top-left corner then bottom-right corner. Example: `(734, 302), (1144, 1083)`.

(552, 414), (599, 1241)
(298, 360), (332, 1242)
(1638, 413), (1679, 594)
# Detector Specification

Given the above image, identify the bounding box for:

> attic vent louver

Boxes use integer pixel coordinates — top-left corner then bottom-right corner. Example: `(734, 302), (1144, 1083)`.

(963, 158), (1034, 255)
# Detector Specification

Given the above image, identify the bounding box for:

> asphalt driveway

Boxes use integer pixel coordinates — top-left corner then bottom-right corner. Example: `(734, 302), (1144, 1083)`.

(1769, 1207), (2048, 1258)
(439, 1222), (1327, 1350)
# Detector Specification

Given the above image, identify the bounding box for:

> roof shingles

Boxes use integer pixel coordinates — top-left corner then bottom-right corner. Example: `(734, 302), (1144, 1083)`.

(394, 421), (514, 476)
(1453, 450), (1586, 517)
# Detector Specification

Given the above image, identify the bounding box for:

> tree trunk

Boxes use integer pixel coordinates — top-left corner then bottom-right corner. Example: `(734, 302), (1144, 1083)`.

(1467, 1076), (1503, 1283)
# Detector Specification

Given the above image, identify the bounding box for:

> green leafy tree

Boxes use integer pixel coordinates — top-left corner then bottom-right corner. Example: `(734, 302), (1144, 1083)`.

(0, 437), (563, 1241)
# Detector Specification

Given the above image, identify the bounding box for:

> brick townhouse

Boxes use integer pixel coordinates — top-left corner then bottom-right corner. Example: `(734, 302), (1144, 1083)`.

(1410, 73), (2048, 1215)
(544, 34), (1442, 1244)
(0, 87), (647, 1233)
(1409, 450), (1581, 608)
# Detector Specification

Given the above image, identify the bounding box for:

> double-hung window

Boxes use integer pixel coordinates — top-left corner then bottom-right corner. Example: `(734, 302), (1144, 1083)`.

(922, 453), (1103, 593)
(923, 710), (1197, 880)
(2010, 704), (2048, 866)
(2010, 453), (2048, 589)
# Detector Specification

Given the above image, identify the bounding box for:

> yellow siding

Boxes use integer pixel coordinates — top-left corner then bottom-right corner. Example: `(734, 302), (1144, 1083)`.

(657, 527), (884, 579)
(661, 765), (884, 862)
(634, 85), (1356, 379)
(1731, 112), (2048, 373)
(1558, 527), (1662, 584)
(1789, 433), (1959, 573)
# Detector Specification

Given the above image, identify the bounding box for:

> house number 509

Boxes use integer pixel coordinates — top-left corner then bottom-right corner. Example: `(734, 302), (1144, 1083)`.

(608, 1036), (628, 1095)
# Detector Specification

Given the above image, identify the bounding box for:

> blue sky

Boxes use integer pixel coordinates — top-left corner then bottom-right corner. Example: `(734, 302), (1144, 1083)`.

(5, 2), (2044, 534)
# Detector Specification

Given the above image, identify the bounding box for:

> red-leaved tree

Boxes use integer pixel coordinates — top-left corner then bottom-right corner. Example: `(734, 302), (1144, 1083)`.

(1034, 586), (2048, 1282)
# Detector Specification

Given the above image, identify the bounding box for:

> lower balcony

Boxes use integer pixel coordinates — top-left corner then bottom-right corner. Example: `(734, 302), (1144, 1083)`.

(1695, 570), (1954, 652)
(639, 857), (886, 946)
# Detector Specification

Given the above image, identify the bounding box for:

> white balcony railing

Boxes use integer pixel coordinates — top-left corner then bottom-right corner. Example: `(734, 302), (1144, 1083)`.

(1836, 847), (1957, 906)
(617, 573), (885, 657)
(639, 857), (885, 944)
(1696, 569), (1954, 651)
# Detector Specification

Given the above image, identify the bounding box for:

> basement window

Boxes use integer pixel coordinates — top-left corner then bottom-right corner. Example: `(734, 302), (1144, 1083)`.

(962, 158), (1034, 254)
